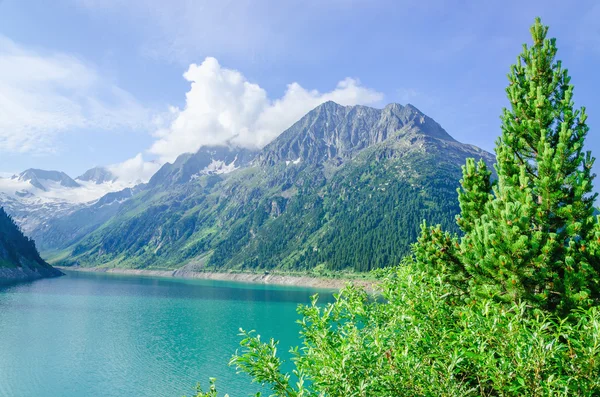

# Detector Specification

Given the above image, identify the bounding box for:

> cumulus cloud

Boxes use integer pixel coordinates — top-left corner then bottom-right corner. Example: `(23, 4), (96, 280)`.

(149, 57), (383, 162)
(0, 36), (151, 153)
(107, 153), (161, 184)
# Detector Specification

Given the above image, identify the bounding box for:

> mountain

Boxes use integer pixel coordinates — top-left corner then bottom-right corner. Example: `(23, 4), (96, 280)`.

(76, 167), (117, 184)
(0, 166), (146, 244)
(258, 102), (455, 166)
(30, 185), (145, 252)
(51, 101), (494, 272)
(0, 190), (86, 238)
(0, 207), (62, 283)
(16, 169), (80, 191)
(29, 147), (257, 254)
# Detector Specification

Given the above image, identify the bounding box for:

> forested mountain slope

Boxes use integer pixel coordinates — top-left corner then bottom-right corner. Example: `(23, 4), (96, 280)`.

(53, 101), (493, 272)
(0, 207), (62, 282)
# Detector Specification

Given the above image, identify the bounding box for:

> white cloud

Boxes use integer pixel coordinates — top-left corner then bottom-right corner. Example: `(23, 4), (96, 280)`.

(149, 57), (383, 162)
(0, 36), (151, 154)
(107, 153), (161, 184)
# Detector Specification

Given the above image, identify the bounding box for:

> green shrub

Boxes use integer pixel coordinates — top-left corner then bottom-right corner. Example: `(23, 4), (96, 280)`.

(193, 262), (600, 396)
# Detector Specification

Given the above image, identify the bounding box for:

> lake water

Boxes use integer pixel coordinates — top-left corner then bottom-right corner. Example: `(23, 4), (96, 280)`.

(0, 271), (334, 397)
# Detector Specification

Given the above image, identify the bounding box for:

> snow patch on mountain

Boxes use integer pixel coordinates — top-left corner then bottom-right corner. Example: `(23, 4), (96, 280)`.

(191, 158), (239, 179)
(285, 157), (302, 165)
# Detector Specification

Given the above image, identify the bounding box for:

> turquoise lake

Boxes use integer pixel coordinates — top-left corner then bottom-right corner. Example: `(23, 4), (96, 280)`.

(0, 271), (335, 397)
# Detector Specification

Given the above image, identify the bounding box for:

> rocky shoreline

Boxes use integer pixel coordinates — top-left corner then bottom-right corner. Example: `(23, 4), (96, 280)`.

(0, 266), (63, 285)
(56, 266), (378, 290)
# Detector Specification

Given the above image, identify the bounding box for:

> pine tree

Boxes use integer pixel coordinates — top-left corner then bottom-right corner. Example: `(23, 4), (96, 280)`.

(416, 18), (600, 314)
(477, 17), (599, 312)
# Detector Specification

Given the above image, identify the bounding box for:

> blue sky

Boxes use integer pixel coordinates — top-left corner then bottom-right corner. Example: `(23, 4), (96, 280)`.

(0, 0), (599, 188)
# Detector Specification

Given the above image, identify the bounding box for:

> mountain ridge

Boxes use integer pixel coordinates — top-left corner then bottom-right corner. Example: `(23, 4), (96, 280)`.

(15, 169), (81, 191)
(47, 101), (494, 272)
(148, 146), (258, 188)
(257, 101), (457, 167)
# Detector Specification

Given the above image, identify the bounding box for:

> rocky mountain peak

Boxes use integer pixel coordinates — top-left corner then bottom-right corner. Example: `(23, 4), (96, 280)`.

(15, 169), (80, 191)
(258, 101), (458, 167)
(314, 100), (345, 112)
(76, 167), (117, 184)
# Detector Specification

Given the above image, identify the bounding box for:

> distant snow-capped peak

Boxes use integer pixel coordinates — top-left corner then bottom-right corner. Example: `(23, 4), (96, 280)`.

(0, 166), (139, 205)
(76, 166), (117, 185)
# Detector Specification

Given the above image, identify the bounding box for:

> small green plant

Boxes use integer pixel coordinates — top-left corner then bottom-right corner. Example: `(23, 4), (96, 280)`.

(186, 378), (225, 397)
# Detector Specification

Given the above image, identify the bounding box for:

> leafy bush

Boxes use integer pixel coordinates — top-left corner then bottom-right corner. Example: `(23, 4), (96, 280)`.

(191, 262), (600, 396)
